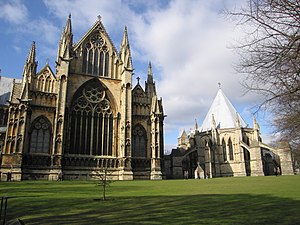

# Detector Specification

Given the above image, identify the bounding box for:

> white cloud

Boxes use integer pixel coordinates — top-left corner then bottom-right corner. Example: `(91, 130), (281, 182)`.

(41, 0), (267, 147)
(0, 0), (28, 24)
(2, 0), (267, 148)
(43, 0), (134, 37)
(128, 0), (256, 135)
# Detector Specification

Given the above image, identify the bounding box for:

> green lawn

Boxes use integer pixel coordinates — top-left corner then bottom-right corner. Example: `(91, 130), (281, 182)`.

(1, 176), (300, 224)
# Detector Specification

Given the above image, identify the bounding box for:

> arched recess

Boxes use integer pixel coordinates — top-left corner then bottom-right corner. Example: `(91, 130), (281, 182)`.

(29, 116), (52, 154)
(132, 124), (147, 157)
(243, 147), (251, 176)
(67, 78), (116, 156)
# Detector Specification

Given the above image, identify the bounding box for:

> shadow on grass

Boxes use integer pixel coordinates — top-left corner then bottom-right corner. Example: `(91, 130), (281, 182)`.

(5, 193), (300, 225)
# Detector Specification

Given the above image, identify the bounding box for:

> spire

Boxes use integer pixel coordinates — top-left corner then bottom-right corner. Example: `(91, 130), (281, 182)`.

(147, 61), (154, 83)
(57, 14), (73, 63)
(20, 42), (37, 100)
(145, 61), (156, 97)
(65, 14), (72, 36)
(200, 89), (247, 131)
(194, 118), (199, 130)
(27, 41), (36, 64)
(22, 41), (37, 84)
(121, 26), (129, 47)
(236, 112), (241, 128)
(120, 26), (132, 70)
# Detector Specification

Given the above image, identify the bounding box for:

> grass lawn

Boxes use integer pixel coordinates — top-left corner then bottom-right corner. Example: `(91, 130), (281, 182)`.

(1, 175), (300, 224)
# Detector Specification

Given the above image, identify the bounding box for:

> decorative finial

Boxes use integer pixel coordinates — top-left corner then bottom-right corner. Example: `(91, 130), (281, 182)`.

(137, 76), (140, 84)
(218, 82), (221, 89)
(46, 58), (49, 65)
(97, 15), (102, 21)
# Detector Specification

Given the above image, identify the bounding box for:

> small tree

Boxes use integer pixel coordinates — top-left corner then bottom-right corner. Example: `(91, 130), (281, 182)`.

(95, 167), (114, 201)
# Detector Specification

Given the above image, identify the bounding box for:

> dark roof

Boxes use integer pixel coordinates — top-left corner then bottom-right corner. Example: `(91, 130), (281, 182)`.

(0, 76), (20, 105)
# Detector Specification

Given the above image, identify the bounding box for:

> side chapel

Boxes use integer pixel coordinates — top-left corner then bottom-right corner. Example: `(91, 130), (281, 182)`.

(0, 15), (165, 181)
(164, 88), (294, 179)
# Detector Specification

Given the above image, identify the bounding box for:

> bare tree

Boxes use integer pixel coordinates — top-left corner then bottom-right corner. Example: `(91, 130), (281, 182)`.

(95, 168), (114, 201)
(227, 0), (300, 155)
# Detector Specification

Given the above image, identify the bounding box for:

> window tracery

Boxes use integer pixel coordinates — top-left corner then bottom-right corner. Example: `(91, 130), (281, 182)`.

(81, 33), (110, 77)
(68, 82), (113, 156)
(29, 116), (51, 154)
(132, 124), (147, 157)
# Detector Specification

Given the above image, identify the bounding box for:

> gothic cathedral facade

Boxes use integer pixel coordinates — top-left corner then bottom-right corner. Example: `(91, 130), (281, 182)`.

(0, 15), (165, 181)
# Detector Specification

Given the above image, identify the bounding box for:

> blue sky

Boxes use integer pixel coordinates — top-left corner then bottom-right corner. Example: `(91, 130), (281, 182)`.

(0, 0), (276, 152)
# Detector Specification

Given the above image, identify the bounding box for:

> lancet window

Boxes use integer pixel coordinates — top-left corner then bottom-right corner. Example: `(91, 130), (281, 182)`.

(29, 116), (51, 154)
(132, 124), (147, 157)
(68, 81), (113, 156)
(222, 139), (227, 162)
(228, 138), (234, 160)
(82, 33), (110, 77)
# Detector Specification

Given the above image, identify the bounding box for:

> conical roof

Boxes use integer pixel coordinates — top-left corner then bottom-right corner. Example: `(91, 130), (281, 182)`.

(200, 89), (247, 131)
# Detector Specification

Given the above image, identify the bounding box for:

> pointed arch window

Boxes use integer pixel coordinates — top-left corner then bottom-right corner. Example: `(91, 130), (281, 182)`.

(68, 80), (113, 156)
(81, 33), (110, 78)
(132, 124), (147, 157)
(222, 139), (227, 162)
(228, 138), (234, 160)
(29, 116), (51, 154)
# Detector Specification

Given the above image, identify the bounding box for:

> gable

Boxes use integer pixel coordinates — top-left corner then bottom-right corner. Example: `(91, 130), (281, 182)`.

(72, 20), (121, 79)
(33, 64), (57, 93)
(132, 84), (147, 103)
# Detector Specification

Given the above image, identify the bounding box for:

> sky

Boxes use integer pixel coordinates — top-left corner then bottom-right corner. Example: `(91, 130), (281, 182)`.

(0, 0), (277, 153)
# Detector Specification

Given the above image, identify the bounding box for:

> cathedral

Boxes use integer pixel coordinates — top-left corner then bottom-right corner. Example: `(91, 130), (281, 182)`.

(0, 15), (165, 181)
(164, 88), (294, 179)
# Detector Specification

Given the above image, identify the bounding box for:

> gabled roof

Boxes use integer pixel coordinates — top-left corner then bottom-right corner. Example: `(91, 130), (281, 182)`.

(200, 89), (247, 131)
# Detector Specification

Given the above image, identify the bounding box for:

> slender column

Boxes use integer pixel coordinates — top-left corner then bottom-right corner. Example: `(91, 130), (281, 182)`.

(12, 110), (20, 153)
(73, 112), (78, 154)
(106, 115), (110, 155)
(96, 113), (100, 155)
(85, 112), (88, 154)
(79, 111), (83, 154)
(90, 113), (94, 155)
(101, 114), (105, 155)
